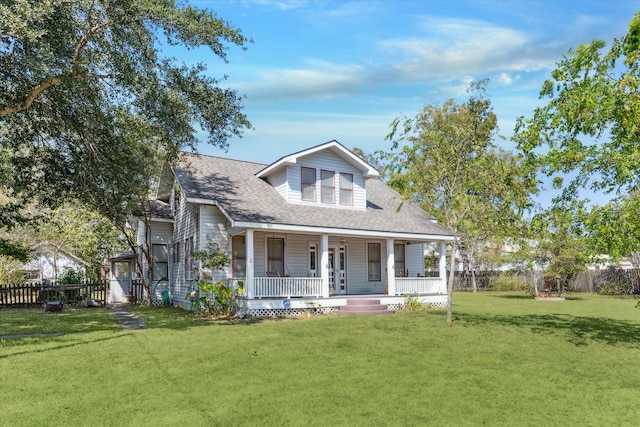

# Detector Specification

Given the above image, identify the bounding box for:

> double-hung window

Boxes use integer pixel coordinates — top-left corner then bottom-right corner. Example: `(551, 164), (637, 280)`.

(394, 243), (406, 277)
(301, 167), (316, 201)
(339, 173), (353, 205)
(321, 170), (335, 204)
(232, 236), (246, 278)
(367, 242), (381, 282)
(152, 244), (168, 281)
(267, 237), (285, 277)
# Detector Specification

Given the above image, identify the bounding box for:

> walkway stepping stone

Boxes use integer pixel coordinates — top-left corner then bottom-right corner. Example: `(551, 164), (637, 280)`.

(110, 303), (146, 330)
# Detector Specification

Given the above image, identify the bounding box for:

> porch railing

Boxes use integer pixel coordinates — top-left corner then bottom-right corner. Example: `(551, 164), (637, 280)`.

(254, 277), (323, 299)
(396, 277), (444, 295)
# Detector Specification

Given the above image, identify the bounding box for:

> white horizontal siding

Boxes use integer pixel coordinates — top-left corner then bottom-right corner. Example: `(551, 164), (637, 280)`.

(267, 169), (288, 200)
(200, 205), (231, 283)
(285, 151), (367, 210)
(171, 200), (199, 306)
(150, 222), (173, 244)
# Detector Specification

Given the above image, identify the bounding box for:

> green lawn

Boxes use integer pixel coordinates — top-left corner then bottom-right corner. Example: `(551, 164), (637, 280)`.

(1, 293), (639, 426)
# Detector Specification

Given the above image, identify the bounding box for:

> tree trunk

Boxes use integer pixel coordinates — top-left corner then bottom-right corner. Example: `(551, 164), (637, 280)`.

(144, 219), (153, 306)
(470, 269), (477, 292)
(447, 242), (457, 326)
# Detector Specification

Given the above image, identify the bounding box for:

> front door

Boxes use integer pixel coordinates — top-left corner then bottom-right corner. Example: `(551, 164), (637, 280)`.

(328, 246), (347, 295)
(328, 247), (336, 294)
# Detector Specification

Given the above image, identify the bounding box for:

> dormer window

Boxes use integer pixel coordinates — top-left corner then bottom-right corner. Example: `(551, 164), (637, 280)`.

(339, 173), (353, 205)
(301, 167), (316, 201)
(321, 170), (335, 204)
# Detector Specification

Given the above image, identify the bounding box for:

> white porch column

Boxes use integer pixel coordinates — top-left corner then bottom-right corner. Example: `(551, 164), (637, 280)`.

(320, 234), (330, 298)
(386, 239), (396, 296)
(246, 229), (255, 299)
(439, 241), (447, 294)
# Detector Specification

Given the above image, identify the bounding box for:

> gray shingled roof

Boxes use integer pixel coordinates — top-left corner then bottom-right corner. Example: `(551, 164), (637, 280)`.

(174, 152), (453, 238)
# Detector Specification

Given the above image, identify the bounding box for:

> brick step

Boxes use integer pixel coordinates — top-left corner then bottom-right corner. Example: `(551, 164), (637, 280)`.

(338, 299), (394, 316)
(344, 299), (382, 306)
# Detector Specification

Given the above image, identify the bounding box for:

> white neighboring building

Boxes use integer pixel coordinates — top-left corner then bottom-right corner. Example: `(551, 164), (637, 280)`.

(21, 243), (88, 282)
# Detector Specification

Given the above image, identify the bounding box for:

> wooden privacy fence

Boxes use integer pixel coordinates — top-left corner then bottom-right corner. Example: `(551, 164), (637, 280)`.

(0, 281), (108, 307)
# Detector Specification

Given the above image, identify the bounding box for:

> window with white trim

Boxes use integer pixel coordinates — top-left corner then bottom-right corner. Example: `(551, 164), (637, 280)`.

(301, 167), (316, 201)
(232, 236), (246, 278)
(394, 243), (406, 277)
(152, 244), (168, 281)
(185, 236), (195, 280)
(308, 243), (317, 277)
(339, 172), (353, 205)
(321, 170), (335, 204)
(267, 237), (285, 276)
(367, 242), (381, 282)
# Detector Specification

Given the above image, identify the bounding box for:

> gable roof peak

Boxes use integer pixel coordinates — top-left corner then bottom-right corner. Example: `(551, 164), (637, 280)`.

(255, 140), (380, 179)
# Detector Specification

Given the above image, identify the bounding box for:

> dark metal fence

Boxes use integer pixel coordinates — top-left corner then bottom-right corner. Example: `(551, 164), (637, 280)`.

(0, 281), (108, 307)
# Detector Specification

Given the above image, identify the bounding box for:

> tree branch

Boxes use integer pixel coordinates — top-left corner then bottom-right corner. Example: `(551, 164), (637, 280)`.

(0, 72), (111, 116)
(0, 20), (110, 116)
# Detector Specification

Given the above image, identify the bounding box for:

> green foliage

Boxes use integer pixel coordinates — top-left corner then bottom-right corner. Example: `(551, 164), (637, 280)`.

(351, 147), (387, 180)
(186, 279), (244, 316)
(585, 192), (640, 261)
(22, 202), (125, 280)
(191, 238), (231, 271)
(402, 293), (425, 311)
(529, 200), (590, 295)
(385, 80), (537, 319)
(0, 237), (29, 261)
(0, 0), (251, 236)
(596, 281), (628, 296)
(59, 269), (85, 285)
(514, 12), (640, 201)
(0, 255), (27, 284)
(488, 275), (528, 292)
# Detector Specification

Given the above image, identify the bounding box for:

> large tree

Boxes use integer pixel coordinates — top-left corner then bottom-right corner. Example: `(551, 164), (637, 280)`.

(530, 201), (591, 296)
(385, 81), (536, 325)
(0, 1), (251, 260)
(514, 11), (640, 200)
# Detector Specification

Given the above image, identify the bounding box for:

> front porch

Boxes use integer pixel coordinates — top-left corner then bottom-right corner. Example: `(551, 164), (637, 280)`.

(232, 276), (446, 299)
(237, 293), (448, 318)
(231, 275), (447, 318)
(234, 229), (450, 301)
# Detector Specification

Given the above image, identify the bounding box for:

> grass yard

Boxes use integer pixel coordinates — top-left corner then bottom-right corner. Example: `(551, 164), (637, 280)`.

(1, 293), (640, 426)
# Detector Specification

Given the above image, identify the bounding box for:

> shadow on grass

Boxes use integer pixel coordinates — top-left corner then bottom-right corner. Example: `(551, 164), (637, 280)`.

(0, 331), (133, 359)
(494, 294), (533, 300)
(129, 305), (279, 330)
(452, 311), (640, 348)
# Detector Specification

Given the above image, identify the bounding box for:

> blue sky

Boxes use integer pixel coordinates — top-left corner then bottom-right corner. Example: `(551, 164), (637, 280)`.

(187, 0), (637, 203)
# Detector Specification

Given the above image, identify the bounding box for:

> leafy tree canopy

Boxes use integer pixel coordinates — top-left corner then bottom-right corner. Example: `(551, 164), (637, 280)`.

(0, 0), (251, 250)
(531, 200), (590, 293)
(585, 192), (640, 263)
(514, 11), (640, 200)
(385, 81), (537, 322)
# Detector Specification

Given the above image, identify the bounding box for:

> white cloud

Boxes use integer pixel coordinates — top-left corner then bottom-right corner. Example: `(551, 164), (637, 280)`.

(230, 15), (566, 105)
(381, 17), (557, 81)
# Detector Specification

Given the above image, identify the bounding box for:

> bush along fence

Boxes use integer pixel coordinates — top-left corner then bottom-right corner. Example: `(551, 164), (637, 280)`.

(0, 281), (108, 308)
(452, 269), (640, 295)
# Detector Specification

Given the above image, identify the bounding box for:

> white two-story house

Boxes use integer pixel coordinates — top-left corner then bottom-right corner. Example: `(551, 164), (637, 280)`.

(122, 141), (454, 316)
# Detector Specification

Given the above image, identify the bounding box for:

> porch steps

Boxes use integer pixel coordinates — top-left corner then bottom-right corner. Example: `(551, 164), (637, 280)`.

(338, 299), (394, 316)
